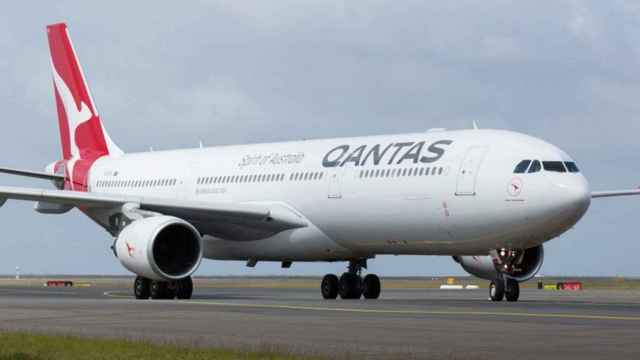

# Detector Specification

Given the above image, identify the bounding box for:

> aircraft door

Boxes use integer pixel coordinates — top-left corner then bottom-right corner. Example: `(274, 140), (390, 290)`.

(455, 146), (488, 196)
(327, 169), (342, 199)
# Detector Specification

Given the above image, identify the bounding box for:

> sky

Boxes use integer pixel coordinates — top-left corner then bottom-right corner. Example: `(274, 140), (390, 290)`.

(1, 1), (639, 277)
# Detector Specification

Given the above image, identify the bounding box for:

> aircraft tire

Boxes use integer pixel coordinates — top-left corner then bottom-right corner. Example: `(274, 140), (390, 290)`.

(150, 280), (171, 300)
(176, 276), (194, 300)
(362, 274), (381, 299)
(505, 279), (520, 302)
(490, 279), (504, 302)
(339, 273), (362, 299)
(321, 274), (339, 299)
(134, 276), (150, 300)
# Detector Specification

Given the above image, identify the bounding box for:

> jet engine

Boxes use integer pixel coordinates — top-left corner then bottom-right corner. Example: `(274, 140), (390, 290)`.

(114, 216), (203, 281)
(452, 245), (544, 282)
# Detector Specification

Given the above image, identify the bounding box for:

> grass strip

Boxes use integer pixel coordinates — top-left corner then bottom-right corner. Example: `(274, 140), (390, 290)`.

(0, 332), (318, 360)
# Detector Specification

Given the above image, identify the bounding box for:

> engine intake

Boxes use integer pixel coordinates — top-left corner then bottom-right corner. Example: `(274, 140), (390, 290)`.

(115, 216), (203, 281)
(453, 245), (544, 282)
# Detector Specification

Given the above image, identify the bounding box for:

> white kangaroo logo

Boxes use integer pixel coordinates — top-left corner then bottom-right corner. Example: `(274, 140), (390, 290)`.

(51, 60), (94, 189)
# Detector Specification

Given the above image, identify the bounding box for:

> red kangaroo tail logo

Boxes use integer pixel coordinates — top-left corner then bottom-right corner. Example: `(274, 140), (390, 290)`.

(47, 23), (123, 191)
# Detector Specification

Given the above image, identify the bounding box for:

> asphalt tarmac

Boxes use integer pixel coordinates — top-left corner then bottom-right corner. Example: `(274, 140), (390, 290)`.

(1, 279), (639, 359)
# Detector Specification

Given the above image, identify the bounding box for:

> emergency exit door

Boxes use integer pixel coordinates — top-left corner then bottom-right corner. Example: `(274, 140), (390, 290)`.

(455, 146), (488, 196)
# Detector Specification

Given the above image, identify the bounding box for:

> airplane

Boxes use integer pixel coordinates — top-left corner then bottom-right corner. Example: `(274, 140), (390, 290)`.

(1, 23), (639, 302)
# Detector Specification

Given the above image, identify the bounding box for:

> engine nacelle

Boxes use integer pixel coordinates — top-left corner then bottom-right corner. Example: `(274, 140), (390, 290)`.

(114, 216), (203, 281)
(453, 245), (544, 282)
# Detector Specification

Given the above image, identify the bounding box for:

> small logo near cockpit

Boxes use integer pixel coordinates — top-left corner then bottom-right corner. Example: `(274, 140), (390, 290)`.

(126, 242), (135, 257)
(508, 178), (523, 197)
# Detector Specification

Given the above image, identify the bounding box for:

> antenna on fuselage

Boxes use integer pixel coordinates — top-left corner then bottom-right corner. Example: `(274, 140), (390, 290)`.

(472, 120), (479, 130)
(199, 140), (204, 149)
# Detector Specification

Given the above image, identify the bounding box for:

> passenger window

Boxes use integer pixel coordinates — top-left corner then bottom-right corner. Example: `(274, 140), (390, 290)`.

(514, 160), (531, 174)
(528, 160), (541, 173)
(565, 162), (580, 173)
(542, 161), (567, 172)
(438, 167), (443, 175)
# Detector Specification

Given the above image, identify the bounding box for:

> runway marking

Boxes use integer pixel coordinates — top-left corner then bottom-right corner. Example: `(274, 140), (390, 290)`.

(102, 291), (640, 322)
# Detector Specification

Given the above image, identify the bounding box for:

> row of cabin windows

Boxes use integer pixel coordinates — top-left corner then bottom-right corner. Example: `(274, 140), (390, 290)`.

(96, 167), (447, 189)
(96, 178), (178, 188)
(198, 173), (286, 185)
(290, 172), (324, 181)
(513, 160), (580, 174)
(197, 172), (325, 185)
(359, 167), (444, 179)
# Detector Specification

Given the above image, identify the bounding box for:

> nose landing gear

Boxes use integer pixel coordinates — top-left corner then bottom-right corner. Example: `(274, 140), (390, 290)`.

(321, 259), (381, 300)
(487, 248), (526, 302)
(489, 276), (520, 302)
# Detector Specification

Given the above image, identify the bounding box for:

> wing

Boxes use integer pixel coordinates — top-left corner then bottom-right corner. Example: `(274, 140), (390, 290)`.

(591, 189), (640, 198)
(0, 186), (307, 240)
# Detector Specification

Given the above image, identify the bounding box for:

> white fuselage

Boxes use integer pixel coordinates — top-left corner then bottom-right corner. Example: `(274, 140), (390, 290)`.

(85, 129), (591, 262)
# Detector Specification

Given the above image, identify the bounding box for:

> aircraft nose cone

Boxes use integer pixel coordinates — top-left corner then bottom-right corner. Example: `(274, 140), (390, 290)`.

(552, 175), (591, 223)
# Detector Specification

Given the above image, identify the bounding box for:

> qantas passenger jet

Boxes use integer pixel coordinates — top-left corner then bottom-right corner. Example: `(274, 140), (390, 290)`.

(1, 23), (638, 302)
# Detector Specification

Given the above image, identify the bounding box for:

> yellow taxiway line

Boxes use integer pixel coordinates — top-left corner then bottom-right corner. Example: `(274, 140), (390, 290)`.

(103, 291), (640, 322)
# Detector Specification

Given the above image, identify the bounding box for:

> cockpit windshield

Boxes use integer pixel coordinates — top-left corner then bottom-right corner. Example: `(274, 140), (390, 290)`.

(513, 160), (579, 174)
(513, 160), (531, 174)
(542, 161), (566, 172)
(528, 160), (541, 173)
(564, 162), (580, 173)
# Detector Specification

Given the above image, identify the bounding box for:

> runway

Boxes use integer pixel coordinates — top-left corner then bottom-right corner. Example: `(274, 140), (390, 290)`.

(1, 279), (639, 359)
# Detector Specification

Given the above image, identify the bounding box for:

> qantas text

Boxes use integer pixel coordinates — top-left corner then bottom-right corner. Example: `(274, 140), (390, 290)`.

(322, 140), (453, 168)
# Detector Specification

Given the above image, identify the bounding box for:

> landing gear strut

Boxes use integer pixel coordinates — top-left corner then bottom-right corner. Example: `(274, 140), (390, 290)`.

(133, 276), (193, 300)
(321, 259), (381, 300)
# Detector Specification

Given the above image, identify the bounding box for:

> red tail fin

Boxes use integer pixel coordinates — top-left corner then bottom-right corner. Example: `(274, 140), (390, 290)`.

(47, 23), (123, 191)
(47, 22), (123, 161)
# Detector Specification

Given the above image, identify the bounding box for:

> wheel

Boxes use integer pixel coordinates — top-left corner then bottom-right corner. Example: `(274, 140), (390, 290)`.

(339, 273), (362, 299)
(489, 279), (504, 302)
(150, 280), (174, 299)
(133, 276), (150, 300)
(362, 274), (381, 299)
(176, 277), (194, 300)
(505, 279), (520, 302)
(321, 274), (339, 299)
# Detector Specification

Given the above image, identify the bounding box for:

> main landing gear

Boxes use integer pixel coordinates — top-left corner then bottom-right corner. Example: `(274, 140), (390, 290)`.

(134, 276), (193, 300)
(321, 260), (381, 300)
(489, 276), (520, 302)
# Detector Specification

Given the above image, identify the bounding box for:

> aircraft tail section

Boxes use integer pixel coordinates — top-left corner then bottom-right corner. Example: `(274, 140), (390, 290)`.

(47, 23), (123, 191)
(47, 22), (123, 161)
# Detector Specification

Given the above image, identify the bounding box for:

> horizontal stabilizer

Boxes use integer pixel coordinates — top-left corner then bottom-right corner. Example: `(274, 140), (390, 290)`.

(0, 167), (64, 181)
